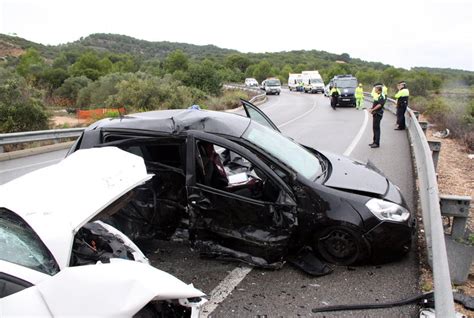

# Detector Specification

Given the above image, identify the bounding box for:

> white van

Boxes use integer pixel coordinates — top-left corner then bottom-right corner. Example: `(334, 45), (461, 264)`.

(245, 78), (259, 87)
(302, 71), (325, 94)
(263, 78), (281, 95)
(288, 73), (302, 91)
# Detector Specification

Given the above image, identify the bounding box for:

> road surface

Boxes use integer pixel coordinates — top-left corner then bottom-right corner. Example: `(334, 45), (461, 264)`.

(0, 89), (419, 317)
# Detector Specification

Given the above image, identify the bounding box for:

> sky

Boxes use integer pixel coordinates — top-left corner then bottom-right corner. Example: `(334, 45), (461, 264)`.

(1, 0), (473, 71)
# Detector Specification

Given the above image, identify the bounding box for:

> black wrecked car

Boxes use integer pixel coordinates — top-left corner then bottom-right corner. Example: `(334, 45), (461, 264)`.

(67, 100), (415, 272)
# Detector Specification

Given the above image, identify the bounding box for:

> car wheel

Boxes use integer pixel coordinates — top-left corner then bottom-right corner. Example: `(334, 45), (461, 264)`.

(315, 225), (368, 265)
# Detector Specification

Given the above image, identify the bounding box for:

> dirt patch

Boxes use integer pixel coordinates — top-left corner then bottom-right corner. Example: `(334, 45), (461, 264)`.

(52, 115), (88, 128)
(420, 127), (473, 316)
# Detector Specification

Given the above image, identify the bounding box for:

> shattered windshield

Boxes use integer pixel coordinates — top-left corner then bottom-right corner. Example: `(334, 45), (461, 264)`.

(0, 209), (59, 275)
(243, 123), (322, 180)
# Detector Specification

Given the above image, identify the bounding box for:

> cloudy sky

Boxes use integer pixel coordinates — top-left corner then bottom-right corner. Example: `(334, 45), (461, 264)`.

(1, 0), (473, 71)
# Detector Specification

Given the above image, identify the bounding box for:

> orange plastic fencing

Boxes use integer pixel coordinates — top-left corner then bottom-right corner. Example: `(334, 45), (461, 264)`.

(77, 108), (126, 120)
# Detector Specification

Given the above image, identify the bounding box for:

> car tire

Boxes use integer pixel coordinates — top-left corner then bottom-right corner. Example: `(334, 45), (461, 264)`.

(314, 225), (369, 265)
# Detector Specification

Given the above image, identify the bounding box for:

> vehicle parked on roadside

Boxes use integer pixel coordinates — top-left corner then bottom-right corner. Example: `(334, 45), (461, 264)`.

(328, 75), (358, 106)
(66, 100), (415, 274)
(302, 71), (325, 94)
(245, 78), (259, 87)
(0, 147), (206, 317)
(288, 73), (302, 91)
(263, 78), (281, 95)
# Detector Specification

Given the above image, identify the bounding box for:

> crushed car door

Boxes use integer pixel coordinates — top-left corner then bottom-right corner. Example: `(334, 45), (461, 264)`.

(240, 98), (280, 133)
(185, 131), (297, 268)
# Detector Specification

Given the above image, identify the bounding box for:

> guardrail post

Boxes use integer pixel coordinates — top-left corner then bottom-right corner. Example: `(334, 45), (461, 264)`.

(419, 121), (428, 135)
(440, 195), (471, 239)
(428, 141), (441, 172)
(0, 145), (3, 153)
(412, 110), (420, 120)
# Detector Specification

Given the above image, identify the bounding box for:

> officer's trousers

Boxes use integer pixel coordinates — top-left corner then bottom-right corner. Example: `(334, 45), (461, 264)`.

(372, 113), (383, 145)
(396, 104), (407, 129)
(356, 97), (364, 109)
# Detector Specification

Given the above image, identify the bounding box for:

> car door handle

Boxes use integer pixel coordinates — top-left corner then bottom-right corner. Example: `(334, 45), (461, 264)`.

(189, 196), (212, 210)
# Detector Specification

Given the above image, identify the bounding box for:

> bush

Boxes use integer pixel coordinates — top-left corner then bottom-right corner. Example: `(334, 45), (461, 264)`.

(0, 70), (49, 133)
(204, 90), (249, 111)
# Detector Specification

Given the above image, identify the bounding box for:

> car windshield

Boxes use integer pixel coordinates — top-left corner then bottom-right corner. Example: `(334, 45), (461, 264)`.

(243, 123), (322, 180)
(311, 78), (323, 83)
(0, 208), (59, 275)
(335, 78), (357, 88)
(266, 79), (281, 86)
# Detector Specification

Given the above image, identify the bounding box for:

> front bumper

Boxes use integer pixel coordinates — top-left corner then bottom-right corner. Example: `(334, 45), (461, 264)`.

(364, 217), (416, 263)
(337, 96), (355, 105)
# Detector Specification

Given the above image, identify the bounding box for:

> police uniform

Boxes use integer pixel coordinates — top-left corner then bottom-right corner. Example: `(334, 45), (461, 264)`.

(355, 84), (364, 110)
(370, 91), (386, 147)
(394, 83), (409, 130)
(330, 87), (341, 109)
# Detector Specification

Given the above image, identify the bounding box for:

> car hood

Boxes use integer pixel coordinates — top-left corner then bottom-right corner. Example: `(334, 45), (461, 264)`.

(0, 147), (153, 269)
(320, 151), (388, 196)
(1, 259), (205, 317)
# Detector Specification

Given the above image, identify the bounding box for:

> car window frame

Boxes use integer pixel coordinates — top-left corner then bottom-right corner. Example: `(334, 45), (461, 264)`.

(186, 130), (295, 203)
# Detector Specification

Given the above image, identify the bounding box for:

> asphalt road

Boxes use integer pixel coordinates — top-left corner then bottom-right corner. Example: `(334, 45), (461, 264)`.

(0, 89), (419, 317)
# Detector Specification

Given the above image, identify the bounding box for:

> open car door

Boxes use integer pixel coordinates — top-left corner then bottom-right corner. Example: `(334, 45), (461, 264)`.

(240, 99), (280, 133)
(185, 131), (297, 268)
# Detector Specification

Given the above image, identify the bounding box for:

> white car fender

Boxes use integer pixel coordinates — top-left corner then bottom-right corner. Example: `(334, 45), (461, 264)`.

(1, 259), (205, 317)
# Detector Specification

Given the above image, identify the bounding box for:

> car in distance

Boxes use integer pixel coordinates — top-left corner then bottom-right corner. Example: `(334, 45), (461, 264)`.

(244, 78), (259, 87)
(302, 71), (325, 94)
(67, 101), (415, 272)
(288, 73), (302, 91)
(0, 147), (206, 317)
(263, 78), (281, 95)
(328, 74), (358, 106)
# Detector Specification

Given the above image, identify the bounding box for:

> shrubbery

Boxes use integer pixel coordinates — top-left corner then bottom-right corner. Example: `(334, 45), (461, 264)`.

(0, 69), (49, 133)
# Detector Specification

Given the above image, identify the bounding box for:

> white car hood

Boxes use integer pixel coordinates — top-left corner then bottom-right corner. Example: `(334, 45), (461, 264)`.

(1, 259), (205, 317)
(0, 147), (152, 269)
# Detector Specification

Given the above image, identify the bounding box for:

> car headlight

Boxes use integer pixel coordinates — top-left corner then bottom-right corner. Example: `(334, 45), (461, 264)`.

(365, 198), (410, 222)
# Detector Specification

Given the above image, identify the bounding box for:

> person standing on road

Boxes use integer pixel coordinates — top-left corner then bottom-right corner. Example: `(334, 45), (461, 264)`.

(368, 85), (386, 148)
(330, 85), (340, 110)
(355, 83), (364, 110)
(394, 81), (409, 130)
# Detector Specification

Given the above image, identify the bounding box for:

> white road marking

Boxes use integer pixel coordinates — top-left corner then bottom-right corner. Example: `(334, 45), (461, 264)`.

(278, 98), (318, 128)
(0, 159), (61, 174)
(343, 109), (369, 156)
(201, 266), (253, 317)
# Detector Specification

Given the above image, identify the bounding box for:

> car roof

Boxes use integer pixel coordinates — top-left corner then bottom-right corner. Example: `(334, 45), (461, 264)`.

(0, 147), (152, 269)
(87, 109), (251, 137)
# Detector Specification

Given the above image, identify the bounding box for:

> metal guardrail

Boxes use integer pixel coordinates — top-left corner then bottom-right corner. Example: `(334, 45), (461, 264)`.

(364, 92), (456, 316)
(0, 128), (84, 153)
(0, 88), (264, 153)
(0, 87), (459, 316)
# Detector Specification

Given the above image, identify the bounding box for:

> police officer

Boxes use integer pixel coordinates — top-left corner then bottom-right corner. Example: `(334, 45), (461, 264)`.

(368, 85), (386, 148)
(330, 85), (341, 110)
(355, 83), (364, 110)
(394, 81), (409, 130)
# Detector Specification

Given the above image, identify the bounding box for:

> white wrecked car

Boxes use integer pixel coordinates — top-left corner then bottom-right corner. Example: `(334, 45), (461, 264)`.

(0, 147), (206, 317)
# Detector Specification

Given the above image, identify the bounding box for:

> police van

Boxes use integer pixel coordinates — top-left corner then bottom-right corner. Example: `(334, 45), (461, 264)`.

(329, 75), (358, 106)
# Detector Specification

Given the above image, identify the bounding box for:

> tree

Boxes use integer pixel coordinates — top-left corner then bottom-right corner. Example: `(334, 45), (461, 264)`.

(252, 60), (273, 82)
(16, 48), (46, 84)
(69, 51), (113, 81)
(164, 50), (189, 73)
(225, 54), (251, 73)
(185, 60), (222, 95)
(54, 76), (92, 102)
(0, 69), (49, 133)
